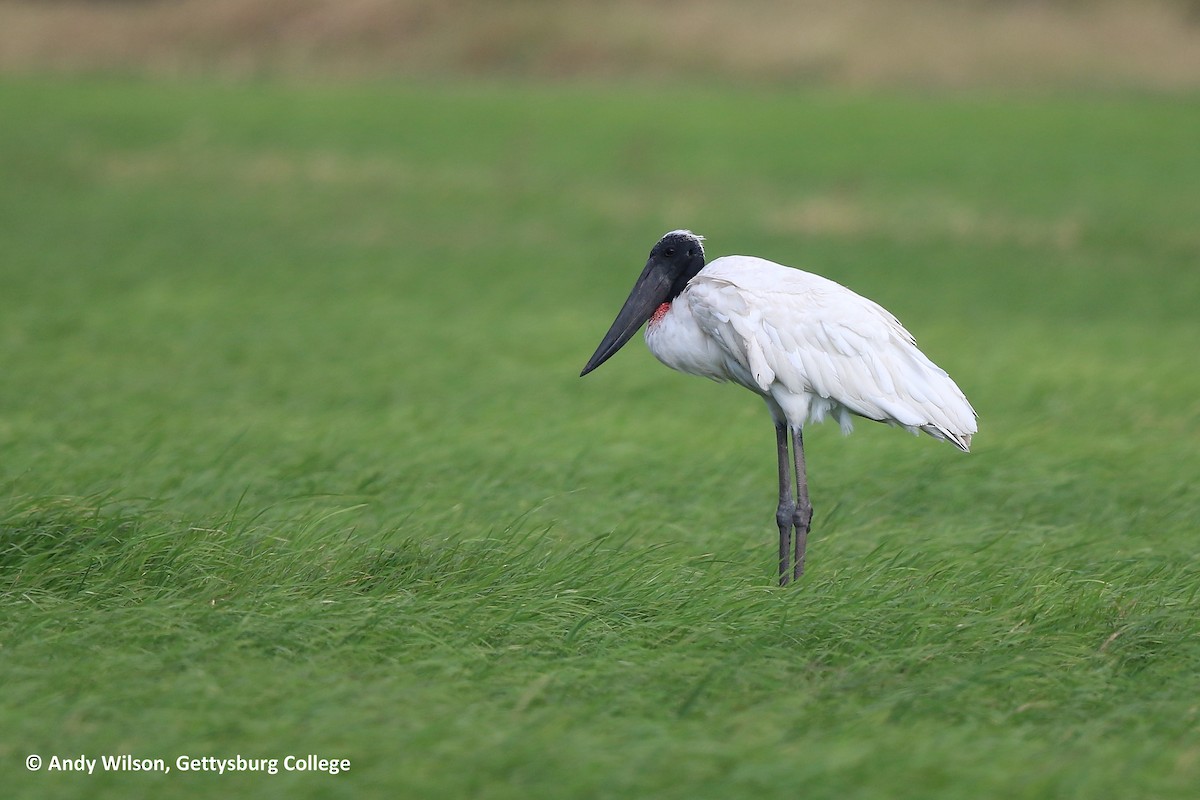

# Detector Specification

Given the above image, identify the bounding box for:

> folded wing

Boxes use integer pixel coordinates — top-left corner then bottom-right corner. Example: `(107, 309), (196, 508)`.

(686, 256), (977, 450)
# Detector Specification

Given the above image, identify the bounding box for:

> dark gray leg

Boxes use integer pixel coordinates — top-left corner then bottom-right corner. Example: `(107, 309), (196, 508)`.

(775, 421), (795, 586)
(791, 425), (813, 581)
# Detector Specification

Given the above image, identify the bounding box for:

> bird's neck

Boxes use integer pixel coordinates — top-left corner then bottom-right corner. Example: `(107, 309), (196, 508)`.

(668, 258), (706, 300)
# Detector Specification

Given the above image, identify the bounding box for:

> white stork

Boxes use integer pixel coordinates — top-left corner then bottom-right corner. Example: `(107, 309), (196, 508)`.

(581, 230), (977, 585)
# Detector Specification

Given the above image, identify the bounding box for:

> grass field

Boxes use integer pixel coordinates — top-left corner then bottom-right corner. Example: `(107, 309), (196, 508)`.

(1, 76), (1199, 798)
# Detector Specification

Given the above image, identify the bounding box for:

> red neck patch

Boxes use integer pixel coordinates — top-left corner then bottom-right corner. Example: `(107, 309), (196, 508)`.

(650, 302), (671, 326)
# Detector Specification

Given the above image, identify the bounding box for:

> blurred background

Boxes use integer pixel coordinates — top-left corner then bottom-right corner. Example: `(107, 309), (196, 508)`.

(1, 0), (1197, 537)
(3, 0), (1200, 89)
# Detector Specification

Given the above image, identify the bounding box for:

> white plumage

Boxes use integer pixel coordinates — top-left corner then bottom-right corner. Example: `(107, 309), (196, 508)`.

(645, 254), (977, 450)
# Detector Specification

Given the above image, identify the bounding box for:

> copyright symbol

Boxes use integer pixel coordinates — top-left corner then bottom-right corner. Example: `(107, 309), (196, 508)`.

(27, 754), (42, 771)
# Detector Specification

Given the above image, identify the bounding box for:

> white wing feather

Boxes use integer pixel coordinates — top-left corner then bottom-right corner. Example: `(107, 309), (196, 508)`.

(682, 256), (977, 450)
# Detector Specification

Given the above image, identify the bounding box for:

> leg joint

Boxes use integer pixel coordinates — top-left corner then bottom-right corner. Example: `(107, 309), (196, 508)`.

(776, 501), (796, 529)
(793, 499), (812, 530)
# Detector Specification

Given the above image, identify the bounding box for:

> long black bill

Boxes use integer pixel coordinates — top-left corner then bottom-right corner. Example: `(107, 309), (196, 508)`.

(580, 259), (673, 377)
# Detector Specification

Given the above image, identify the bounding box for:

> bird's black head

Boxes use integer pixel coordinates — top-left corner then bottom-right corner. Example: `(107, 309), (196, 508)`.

(580, 230), (707, 377)
(648, 230), (707, 299)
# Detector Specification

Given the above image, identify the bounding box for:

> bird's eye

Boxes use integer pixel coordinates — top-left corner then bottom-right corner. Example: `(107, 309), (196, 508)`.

(664, 247), (676, 257)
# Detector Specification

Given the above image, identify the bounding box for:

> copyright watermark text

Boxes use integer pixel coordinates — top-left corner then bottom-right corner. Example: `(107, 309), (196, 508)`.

(25, 753), (351, 776)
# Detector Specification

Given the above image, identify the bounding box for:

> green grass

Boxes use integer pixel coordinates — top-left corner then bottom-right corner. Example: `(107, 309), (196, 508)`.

(1, 76), (1199, 799)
